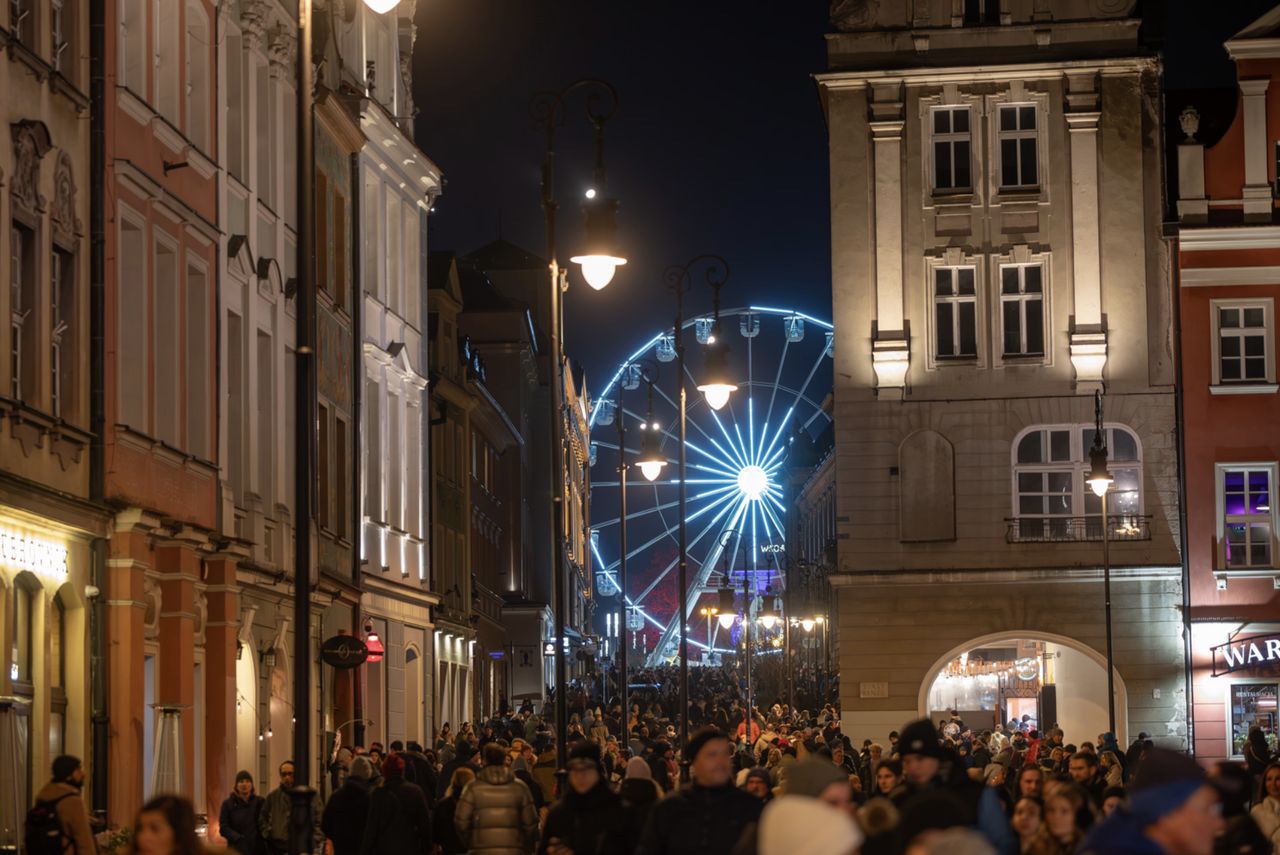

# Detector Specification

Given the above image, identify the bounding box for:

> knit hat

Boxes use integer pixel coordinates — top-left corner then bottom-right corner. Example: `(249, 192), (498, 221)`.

(348, 756), (375, 781)
(684, 727), (729, 764)
(783, 759), (848, 798)
(1127, 748), (1209, 824)
(568, 741), (603, 772)
(744, 767), (773, 791)
(624, 756), (652, 780)
(235, 769), (254, 784)
(898, 719), (944, 760)
(759, 795), (864, 855)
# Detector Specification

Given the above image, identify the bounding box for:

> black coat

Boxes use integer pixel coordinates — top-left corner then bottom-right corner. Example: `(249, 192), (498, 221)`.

(636, 783), (762, 855)
(433, 793), (467, 855)
(438, 756), (477, 801)
(537, 781), (629, 855)
(403, 751), (438, 806)
(219, 792), (263, 855)
(321, 778), (373, 855)
(360, 779), (434, 855)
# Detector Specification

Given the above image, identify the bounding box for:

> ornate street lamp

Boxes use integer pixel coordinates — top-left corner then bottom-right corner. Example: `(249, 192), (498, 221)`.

(696, 282), (738, 411)
(1085, 390), (1117, 736)
(533, 77), (624, 786)
(634, 376), (667, 483)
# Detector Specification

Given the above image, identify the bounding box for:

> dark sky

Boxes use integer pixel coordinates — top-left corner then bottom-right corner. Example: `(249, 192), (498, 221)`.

(412, 0), (1273, 379)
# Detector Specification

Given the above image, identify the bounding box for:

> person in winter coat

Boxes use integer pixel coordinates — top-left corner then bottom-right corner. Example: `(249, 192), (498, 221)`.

(435, 768), (477, 855)
(32, 755), (97, 855)
(218, 770), (263, 855)
(322, 756), (376, 855)
(636, 728), (764, 855)
(1250, 761), (1280, 853)
(403, 742), (439, 805)
(619, 756), (663, 840)
(1078, 748), (1223, 855)
(455, 743), (540, 855)
(1245, 727), (1275, 797)
(438, 744), (481, 801)
(532, 740), (559, 804)
(536, 743), (628, 855)
(258, 761), (322, 855)
(360, 754), (433, 855)
(510, 757), (544, 809)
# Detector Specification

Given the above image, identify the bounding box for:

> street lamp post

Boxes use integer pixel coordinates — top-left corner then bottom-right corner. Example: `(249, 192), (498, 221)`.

(533, 78), (624, 787)
(664, 257), (736, 782)
(1085, 390), (1117, 736)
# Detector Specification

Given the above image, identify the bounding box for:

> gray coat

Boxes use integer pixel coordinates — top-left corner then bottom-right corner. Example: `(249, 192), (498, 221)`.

(455, 766), (539, 855)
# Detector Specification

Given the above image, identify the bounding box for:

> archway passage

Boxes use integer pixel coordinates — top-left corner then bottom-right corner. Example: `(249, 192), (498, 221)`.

(920, 632), (1127, 745)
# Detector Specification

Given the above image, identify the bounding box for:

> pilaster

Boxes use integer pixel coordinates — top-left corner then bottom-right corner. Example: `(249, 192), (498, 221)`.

(1240, 78), (1272, 222)
(1065, 71), (1107, 394)
(869, 82), (910, 397)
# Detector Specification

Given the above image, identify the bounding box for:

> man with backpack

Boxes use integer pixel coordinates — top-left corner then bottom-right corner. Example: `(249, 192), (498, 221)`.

(28, 755), (96, 855)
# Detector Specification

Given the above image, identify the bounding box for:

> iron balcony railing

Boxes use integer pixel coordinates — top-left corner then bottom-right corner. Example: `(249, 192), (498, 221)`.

(1006, 515), (1152, 543)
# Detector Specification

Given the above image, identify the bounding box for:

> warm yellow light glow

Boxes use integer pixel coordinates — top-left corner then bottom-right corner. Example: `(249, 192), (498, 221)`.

(363, 0), (401, 12)
(570, 254), (626, 290)
(758, 614), (778, 630)
(638, 460), (666, 482)
(701, 384), (734, 411)
(718, 612), (737, 630)
(801, 618), (816, 633)
(1088, 474), (1112, 497)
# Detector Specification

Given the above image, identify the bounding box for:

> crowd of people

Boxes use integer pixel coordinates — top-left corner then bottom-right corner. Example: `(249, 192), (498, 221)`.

(25, 678), (1280, 855)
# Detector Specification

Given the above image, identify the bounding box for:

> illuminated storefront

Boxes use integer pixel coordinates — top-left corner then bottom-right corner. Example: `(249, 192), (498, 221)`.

(1191, 624), (1280, 759)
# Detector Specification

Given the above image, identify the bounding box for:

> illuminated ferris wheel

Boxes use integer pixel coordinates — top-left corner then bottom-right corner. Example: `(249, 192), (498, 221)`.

(588, 305), (834, 668)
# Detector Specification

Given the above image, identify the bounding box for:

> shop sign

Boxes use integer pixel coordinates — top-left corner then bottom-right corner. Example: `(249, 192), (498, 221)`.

(1212, 633), (1280, 676)
(0, 527), (69, 583)
(320, 634), (368, 669)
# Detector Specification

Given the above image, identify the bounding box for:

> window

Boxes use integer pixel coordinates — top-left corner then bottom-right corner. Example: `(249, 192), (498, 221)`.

(1218, 465), (1276, 569)
(389, 392), (402, 528)
(51, 0), (70, 76)
(1213, 301), (1274, 386)
(153, 0), (180, 124)
(318, 403), (331, 530)
(49, 596), (66, 757)
(184, 1), (210, 151)
(12, 583), (34, 692)
(334, 190), (347, 310)
(10, 223), (37, 403)
(363, 174), (379, 300)
(226, 33), (247, 181)
(118, 214), (147, 427)
(336, 416), (348, 539)
(932, 107), (971, 193)
(365, 378), (381, 522)
(964, 0), (1000, 24)
(934, 267), (977, 359)
(1230, 683), (1277, 757)
(998, 105), (1038, 189)
(1000, 264), (1045, 357)
(386, 192), (401, 313)
(119, 0), (146, 92)
(51, 247), (75, 420)
(1012, 424), (1143, 541)
(255, 65), (275, 209)
(10, 0), (32, 44)
(153, 237), (180, 445)
(256, 331), (273, 505)
(185, 260), (209, 458)
(227, 311), (245, 503)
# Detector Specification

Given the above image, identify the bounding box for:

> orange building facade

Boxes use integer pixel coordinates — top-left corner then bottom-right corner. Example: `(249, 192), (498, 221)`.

(1175, 8), (1280, 761)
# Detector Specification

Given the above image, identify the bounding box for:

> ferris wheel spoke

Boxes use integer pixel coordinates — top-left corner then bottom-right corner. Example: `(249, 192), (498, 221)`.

(592, 497), (686, 530)
(761, 336), (792, 442)
(631, 494), (746, 604)
(646, 382), (744, 471)
(761, 499), (786, 537)
(682, 360), (750, 470)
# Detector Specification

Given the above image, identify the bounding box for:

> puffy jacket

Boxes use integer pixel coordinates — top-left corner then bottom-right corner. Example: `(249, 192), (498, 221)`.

(455, 765), (540, 855)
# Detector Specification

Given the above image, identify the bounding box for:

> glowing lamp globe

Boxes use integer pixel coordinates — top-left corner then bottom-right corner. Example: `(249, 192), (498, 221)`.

(1085, 446), (1113, 498)
(636, 425), (668, 482)
(699, 384), (733, 411)
(801, 618), (816, 633)
(638, 459), (666, 482)
(571, 195), (625, 290)
(697, 338), (737, 411)
(571, 254), (626, 290)
(363, 0), (401, 12)
(718, 612), (737, 630)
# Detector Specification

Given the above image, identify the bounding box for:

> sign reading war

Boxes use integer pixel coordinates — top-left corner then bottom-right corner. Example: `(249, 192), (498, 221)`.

(1212, 633), (1280, 676)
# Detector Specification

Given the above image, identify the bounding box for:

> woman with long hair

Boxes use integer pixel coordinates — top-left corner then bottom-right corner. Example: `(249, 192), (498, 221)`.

(1250, 760), (1280, 852)
(1026, 782), (1093, 855)
(434, 766), (476, 855)
(1011, 797), (1043, 854)
(874, 758), (903, 796)
(129, 795), (205, 855)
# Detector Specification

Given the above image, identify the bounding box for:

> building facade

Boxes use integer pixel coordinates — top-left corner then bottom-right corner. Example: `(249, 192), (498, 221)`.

(817, 0), (1186, 747)
(1174, 7), (1280, 761)
(0, 0), (109, 839)
(99, 0), (229, 825)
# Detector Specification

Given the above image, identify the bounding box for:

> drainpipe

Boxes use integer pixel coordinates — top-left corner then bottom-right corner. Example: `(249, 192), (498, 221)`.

(1171, 240), (1195, 754)
(350, 149), (365, 749)
(88, 0), (109, 816)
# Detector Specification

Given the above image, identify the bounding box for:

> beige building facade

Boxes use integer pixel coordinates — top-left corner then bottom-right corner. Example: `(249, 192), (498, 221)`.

(817, 0), (1186, 746)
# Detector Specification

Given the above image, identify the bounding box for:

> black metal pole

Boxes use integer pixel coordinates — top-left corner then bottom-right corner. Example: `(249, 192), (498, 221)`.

(743, 564), (751, 743)
(290, 0), (317, 851)
(618, 411), (628, 740)
(676, 289), (690, 783)
(1103, 488), (1116, 735)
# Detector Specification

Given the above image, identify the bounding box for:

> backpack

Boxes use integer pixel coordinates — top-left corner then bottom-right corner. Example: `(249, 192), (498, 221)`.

(25, 792), (73, 855)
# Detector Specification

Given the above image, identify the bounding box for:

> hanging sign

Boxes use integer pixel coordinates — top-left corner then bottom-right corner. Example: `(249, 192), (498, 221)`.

(320, 634), (369, 669)
(1212, 633), (1280, 676)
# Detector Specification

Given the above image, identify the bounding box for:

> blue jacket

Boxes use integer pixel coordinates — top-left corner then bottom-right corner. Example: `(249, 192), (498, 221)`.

(1078, 812), (1167, 855)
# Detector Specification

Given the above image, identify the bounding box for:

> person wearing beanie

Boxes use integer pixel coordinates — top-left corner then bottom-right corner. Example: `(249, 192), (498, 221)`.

(1078, 748), (1223, 855)
(360, 753), (433, 855)
(636, 727), (763, 855)
(218, 769), (263, 855)
(403, 740), (438, 805)
(536, 742), (627, 855)
(892, 719), (1014, 855)
(321, 757), (376, 855)
(742, 767), (774, 802)
(757, 795), (864, 855)
(783, 758), (852, 814)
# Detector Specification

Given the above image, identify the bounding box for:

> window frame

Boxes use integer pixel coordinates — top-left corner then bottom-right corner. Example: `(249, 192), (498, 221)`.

(933, 265), (979, 361)
(930, 105), (973, 195)
(1210, 298), (1276, 392)
(1010, 423), (1145, 537)
(999, 262), (1046, 359)
(1224, 679), (1278, 760)
(1214, 462), (1279, 571)
(996, 102), (1040, 191)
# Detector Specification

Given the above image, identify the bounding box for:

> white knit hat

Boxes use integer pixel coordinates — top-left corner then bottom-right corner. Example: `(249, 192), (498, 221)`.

(759, 795), (864, 855)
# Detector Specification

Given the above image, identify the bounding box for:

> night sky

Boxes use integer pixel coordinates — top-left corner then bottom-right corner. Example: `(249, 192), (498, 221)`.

(413, 0), (1273, 381)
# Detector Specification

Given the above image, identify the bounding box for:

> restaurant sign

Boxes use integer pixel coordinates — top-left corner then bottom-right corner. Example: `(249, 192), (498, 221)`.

(1212, 633), (1280, 676)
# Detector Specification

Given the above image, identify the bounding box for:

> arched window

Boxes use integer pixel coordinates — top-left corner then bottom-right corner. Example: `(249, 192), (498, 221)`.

(11, 580), (35, 695)
(1011, 423), (1142, 541)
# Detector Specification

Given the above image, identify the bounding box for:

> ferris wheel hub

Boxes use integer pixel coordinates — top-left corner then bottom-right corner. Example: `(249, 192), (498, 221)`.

(736, 465), (769, 502)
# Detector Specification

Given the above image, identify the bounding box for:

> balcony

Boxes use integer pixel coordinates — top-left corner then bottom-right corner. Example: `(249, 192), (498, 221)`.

(1006, 515), (1151, 544)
